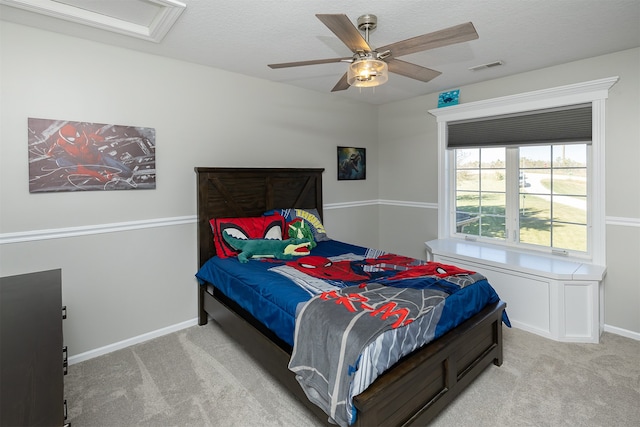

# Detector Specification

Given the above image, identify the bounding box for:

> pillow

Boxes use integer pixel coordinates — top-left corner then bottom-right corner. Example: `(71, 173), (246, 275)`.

(210, 214), (285, 259)
(264, 208), (329, 242)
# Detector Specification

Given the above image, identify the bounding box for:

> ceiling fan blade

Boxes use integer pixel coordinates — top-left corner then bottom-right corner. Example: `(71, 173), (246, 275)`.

(331, 73), (350, 92)
(386, 58), (442, 82)
(268, 57), (351, 69)
(316, 14), (371, 53)
(378, 22), (478, 58)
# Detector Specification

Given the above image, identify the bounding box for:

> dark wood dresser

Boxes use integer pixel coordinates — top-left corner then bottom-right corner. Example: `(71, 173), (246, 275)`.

(1, 269), (68, 426)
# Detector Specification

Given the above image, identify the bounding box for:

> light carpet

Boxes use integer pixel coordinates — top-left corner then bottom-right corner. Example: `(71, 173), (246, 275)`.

(65, 323), (640, 426)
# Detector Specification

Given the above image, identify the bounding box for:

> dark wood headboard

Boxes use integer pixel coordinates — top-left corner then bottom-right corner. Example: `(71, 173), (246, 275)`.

(195, 167), (325, 268)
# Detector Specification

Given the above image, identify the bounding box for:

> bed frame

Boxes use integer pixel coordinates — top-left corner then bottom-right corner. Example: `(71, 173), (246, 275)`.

(195, 167), (506, 426)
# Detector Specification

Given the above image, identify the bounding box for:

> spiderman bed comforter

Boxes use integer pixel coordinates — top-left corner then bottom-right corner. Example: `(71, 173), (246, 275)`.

(195, 239), (507, 427)
(288, 250), (504, 427)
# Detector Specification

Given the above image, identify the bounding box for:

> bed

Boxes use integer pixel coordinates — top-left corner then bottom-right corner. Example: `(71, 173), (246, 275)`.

(195, 167), (507, 426)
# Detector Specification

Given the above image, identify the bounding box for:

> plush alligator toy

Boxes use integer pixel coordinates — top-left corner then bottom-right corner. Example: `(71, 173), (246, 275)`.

(222, 230), (312, 263)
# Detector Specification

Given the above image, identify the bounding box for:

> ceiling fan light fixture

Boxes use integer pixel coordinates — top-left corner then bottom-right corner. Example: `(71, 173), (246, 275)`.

(269, 14), (479, 93)
(347, 57), (388, 88)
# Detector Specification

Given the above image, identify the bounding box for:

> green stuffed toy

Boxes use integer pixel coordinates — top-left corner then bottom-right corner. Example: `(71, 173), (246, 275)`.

(288, 219), (317, 249)
(222, 230), (312, 263)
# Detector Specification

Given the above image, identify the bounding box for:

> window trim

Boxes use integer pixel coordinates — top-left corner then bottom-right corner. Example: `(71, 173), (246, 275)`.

(429, 77), (618, 265)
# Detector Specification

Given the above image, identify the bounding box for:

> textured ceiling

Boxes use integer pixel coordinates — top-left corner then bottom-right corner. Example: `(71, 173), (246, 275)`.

(1, 0), (639, 105)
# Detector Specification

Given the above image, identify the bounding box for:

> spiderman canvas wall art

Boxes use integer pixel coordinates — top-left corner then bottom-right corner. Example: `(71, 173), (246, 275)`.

(28, 118), (156, 193)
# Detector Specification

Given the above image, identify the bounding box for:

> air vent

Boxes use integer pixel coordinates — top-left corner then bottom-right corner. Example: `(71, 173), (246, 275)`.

(468, 61), (504, 71)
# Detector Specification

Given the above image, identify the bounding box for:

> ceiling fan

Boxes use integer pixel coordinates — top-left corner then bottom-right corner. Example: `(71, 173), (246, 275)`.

(268, 14), (479, 92)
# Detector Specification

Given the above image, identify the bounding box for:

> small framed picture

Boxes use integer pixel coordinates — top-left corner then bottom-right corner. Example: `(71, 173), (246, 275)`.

(337, 146), (366, 180)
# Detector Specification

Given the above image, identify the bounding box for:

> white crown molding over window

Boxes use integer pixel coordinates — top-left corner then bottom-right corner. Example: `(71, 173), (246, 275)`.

(429, 76), (619, 266)
(428, 77), (620, 122)
(0, 0), (186, 42)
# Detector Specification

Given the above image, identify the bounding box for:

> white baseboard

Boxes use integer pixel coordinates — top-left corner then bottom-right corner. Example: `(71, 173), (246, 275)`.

(68, 317), (199, 365)
(604, 323), (640, 341)
(505, 321), (640, 343)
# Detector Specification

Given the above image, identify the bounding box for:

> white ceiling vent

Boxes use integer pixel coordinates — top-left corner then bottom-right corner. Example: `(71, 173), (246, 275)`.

(0, 0), (186, 42)
(468, 61), (504, 71)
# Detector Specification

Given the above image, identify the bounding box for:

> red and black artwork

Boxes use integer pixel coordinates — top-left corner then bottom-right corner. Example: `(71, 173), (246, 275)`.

(28, 118), (156, 193)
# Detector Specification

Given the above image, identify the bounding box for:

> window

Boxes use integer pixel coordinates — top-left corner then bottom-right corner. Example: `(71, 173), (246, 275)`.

(455, 147), (506, 239)
(430, 77), (619, 264)
(454, 144), (589, 254)
(519, 144), (588, 252)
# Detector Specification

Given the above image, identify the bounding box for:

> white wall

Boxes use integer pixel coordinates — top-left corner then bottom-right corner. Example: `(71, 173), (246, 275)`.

(1, 21), (638, 361)
(378, 48), (640, 337)
(0, 22), (380, 357)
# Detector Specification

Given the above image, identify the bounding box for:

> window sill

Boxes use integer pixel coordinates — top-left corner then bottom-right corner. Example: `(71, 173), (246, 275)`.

(425, 238), (606, 282)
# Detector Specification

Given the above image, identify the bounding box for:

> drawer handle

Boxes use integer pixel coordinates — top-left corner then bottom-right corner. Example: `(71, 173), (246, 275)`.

(62, 346), (68, 375)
